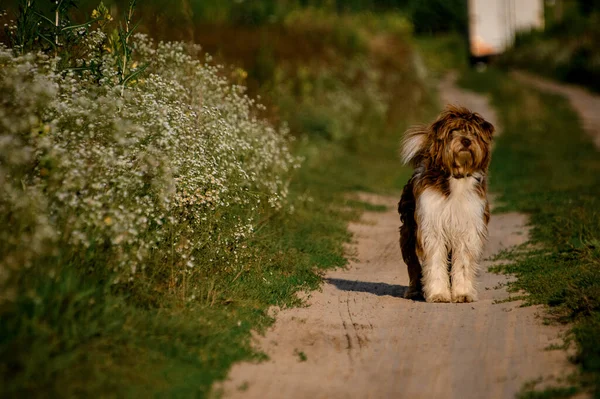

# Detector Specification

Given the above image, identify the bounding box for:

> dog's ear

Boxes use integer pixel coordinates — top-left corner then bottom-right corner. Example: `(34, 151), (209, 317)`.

(480, 120), (495, 142)
(430, 117), (450, 141)
(400, 125), (429, 166)
(467, 108), (494, 142)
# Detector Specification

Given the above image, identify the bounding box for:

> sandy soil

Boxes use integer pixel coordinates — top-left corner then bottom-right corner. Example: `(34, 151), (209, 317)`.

(219, 74), (574, 399)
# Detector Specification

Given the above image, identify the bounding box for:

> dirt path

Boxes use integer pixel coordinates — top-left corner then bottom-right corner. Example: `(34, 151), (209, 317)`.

(220, 75), (573, 399)
(512, 71), (600, 149)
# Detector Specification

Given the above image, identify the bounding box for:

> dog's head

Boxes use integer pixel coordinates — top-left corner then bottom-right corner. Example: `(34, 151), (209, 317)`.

(401, 105), (494, 177)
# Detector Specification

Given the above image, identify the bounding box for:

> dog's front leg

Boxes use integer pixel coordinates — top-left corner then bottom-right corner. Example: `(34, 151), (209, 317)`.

(420, 230), (451, 303)
(450, 236), (483, 303)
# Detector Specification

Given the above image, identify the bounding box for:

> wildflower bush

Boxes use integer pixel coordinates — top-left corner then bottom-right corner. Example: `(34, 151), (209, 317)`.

(0, 31), (300, 301)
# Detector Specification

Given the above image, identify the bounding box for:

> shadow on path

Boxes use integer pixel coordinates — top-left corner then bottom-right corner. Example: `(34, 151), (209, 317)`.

(326, 278), (409, 298)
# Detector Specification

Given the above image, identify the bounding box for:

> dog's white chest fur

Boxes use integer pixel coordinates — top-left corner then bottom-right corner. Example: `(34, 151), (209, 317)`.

(417, 176), (486, 251)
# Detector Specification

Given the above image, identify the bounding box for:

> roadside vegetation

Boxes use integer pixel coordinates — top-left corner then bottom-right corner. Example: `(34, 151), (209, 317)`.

(5, 0), (597, 397)
(0, 1), (432, 396)
(500, 0), (600, 92)
(460, 69), (600, 398)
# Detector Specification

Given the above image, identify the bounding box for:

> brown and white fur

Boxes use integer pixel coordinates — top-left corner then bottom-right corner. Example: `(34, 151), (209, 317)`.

(398, 105), (494, 303)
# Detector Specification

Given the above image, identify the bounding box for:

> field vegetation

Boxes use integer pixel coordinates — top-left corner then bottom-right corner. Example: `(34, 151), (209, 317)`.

(0, 0), (433, 396)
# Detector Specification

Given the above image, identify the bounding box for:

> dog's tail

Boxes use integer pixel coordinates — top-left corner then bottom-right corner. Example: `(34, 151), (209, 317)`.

(400, 125), (428, 166)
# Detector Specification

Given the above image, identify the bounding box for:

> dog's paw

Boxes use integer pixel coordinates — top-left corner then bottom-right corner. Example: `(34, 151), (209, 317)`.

(404, 287), (423, 300)
(426, 293), (451, 303)
(452, 293), (477, 303)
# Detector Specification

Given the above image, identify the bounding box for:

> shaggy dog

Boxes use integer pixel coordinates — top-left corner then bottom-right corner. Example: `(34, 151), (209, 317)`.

(398, 105), (494, 303)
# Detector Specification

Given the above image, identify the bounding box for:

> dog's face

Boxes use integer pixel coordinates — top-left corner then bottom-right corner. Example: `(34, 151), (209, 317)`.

(430, 106), (494, 177)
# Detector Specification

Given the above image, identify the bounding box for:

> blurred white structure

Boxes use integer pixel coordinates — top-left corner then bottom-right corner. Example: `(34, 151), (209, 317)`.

(468, 0), (545, 57)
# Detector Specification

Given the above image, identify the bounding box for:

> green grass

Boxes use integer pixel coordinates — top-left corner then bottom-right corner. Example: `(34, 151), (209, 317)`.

(294, 349), (308, 362)
(518, 385), (579, 399)
(414, 33), (468, 79)
(459, 69), (600, 398)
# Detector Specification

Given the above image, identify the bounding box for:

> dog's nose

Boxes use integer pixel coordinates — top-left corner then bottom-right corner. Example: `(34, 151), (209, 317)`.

(461, 138), (471, 147)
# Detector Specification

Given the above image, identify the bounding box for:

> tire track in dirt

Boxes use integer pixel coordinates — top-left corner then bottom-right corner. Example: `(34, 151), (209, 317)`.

(511, 70), (600, 149)
(219, 74), (574, 399)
